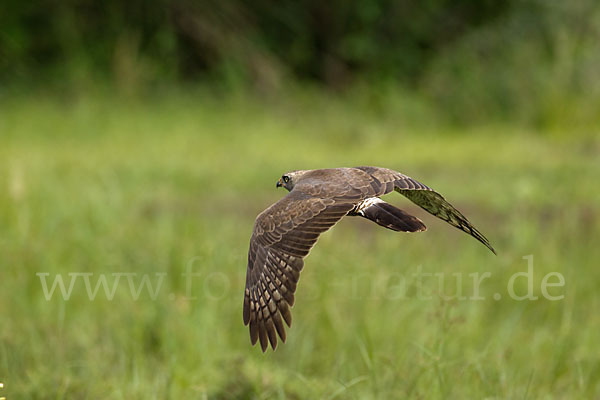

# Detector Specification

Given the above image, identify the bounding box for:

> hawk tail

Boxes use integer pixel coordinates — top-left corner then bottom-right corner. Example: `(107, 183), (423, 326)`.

(354, 198), (427, 232)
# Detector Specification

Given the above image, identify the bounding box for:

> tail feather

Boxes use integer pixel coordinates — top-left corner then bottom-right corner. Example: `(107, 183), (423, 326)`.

(358, 200), (426, 232)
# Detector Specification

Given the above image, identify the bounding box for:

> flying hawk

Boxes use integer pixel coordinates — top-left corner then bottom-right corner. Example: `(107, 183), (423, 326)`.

(244, 167), (495, 351)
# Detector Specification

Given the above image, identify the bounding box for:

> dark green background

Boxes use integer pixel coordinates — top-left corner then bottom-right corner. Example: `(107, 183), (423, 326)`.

(2, 0), (599, 126)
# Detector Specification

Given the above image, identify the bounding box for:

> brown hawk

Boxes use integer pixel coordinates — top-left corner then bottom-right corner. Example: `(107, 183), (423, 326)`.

(243, 167), (495, 351)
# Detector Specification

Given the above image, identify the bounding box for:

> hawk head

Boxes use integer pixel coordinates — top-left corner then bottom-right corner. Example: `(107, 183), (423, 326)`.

(276, 170), (306, 191)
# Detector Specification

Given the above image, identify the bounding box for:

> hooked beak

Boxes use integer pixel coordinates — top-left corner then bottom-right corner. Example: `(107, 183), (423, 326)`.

(276, 178), (283, 188)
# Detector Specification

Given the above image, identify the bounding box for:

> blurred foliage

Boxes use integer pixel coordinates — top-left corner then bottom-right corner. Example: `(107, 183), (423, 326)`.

(1, 0), (508, 87)
(424, 0), (600, 127)
(2, 0), (599, 126)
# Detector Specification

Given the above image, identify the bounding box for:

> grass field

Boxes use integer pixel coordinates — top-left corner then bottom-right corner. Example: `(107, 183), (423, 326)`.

(1, 92), (599, 398)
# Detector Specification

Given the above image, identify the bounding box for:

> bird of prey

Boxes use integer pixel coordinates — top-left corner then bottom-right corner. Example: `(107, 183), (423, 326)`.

(244, 166), (495, 351)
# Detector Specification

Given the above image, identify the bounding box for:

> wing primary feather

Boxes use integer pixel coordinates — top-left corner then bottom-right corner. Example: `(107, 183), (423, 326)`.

(249, 320), (258, 345)
(265, 319), (278, 350)
(258, 320), (268, 352)
(272, 313), (287, 343)
(281, 305), (292, 327)
(243, 288), (251, 325)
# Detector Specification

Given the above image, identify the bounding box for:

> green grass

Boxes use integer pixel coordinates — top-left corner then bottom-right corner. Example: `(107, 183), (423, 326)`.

(1, 92), (599, 398)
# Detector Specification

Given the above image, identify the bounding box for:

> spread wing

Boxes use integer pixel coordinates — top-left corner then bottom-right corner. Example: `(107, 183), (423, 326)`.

(244, 184), (368, 351)
(355, 166), (496, 254)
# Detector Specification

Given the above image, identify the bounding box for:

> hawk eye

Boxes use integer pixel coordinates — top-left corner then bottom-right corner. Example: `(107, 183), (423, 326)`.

(282, 175), (290, 183)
